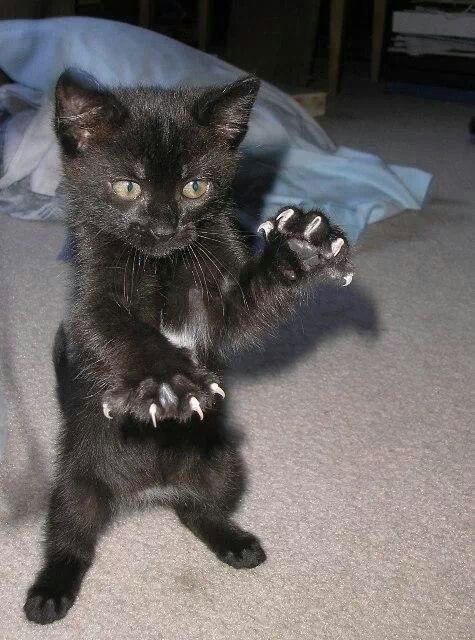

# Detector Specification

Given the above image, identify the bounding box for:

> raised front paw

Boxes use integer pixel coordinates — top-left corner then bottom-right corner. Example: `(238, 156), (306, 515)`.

(258, 207), (353, 286)
(101, 367), (225, 427)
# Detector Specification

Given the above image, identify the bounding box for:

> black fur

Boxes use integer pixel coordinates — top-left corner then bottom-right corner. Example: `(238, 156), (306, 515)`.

(24, 69), (352, 624)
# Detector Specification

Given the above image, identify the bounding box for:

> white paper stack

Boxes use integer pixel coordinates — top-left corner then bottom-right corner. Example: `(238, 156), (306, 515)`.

(390, 8), (475, 58)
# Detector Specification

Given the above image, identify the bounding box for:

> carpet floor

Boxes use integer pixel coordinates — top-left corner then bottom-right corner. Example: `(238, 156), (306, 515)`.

(0, 79), (473, 640)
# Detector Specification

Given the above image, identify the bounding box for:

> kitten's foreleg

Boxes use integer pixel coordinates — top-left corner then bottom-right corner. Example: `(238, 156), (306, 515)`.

(71, 309), (219, 425)
(220, 207), (353, 347)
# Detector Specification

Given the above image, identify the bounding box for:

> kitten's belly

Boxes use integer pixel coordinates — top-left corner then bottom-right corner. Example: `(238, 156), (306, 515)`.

(134, 483), (197, 507)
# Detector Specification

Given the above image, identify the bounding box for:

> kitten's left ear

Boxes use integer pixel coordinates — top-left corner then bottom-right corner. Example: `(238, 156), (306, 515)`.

(196, 76), (260, 146)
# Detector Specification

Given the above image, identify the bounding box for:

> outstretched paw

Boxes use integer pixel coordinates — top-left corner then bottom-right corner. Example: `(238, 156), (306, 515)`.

(102, 371), (225, 427)
(258, 207), (353, 286)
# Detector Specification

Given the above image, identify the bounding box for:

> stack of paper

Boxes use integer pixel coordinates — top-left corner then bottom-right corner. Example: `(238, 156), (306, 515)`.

(390, 8), (475, 58)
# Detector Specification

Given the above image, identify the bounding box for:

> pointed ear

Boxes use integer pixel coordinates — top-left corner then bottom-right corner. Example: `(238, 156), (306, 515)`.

(55, 68), (126, 156)
(196, 76), (260, 146)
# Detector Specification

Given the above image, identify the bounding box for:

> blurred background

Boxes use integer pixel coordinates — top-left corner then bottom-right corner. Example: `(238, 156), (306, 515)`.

(1, 1), (474, 106)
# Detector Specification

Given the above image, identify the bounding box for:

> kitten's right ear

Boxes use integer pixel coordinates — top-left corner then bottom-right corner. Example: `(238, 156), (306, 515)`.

(195, 76), (260, 147)
(55, 69), (126, 156)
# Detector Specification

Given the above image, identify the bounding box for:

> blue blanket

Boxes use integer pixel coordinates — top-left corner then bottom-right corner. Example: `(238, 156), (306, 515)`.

(0, 17), (432, 242)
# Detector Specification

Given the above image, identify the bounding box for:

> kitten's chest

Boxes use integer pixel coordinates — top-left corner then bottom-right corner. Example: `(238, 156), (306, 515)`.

(161, 286), (211, 352)
(120, 244), (236, 352)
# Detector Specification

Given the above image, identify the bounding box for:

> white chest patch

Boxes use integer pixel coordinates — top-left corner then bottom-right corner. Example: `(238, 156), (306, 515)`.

(161, 324), (198, 351)
(161, 288), (211, 352)
(134, 483), (201, 508)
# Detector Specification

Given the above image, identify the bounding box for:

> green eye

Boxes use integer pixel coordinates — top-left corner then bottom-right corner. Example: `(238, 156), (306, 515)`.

(182, 179), (209, 199)
(112, 180), (142, 200)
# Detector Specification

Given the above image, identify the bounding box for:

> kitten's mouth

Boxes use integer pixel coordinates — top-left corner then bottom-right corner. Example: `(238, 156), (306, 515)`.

(122, 222), (196, 257)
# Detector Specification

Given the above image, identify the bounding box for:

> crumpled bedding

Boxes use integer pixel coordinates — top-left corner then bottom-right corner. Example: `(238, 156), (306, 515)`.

(0, 17), (432, 241)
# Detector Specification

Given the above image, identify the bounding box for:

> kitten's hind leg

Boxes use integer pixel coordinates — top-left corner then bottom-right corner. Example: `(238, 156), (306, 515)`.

(176, 507), (266, 569)
(24, 478), (112, 624)
(167, 409), (265, 569)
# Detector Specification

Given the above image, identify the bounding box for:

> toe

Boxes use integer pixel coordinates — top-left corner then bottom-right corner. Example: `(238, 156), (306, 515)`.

(220, 539), (266, 569)
(24, 594), (72, 625)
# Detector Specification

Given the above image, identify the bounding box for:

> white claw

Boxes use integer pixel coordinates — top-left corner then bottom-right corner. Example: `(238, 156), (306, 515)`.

(331, 238), (345, 256)
(304, 216), (322, 240)
(102, 402), (112, 420)
(149, 403), (158, 428)
(189, 396), (204, 421)
(343, 272), (353, 287)
(257, 220), (274, 239)
(210, 382), (226, 399)
(276, 208), (295, 230)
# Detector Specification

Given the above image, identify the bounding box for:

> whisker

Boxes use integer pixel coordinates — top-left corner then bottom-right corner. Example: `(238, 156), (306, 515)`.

(196, 233), (233, 247)
(123, 247), (133, 307)
(186, 246), (200, 295)
(199, 229), (256, 240)
(189, 244), (209, 302)
(194, 243), (225, 318)
(194, 240), (250, 312)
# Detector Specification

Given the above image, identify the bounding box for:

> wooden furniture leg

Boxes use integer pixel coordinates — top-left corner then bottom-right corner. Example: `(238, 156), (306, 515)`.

(139, 0), (151, 28)
(371, 0), (388, 83)
(198, 0), (210, 51)
(329, 0), (346, 95)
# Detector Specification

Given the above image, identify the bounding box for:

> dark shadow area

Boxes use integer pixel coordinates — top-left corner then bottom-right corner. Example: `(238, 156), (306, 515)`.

(229, 282), (379, 378)
(1, 282), (378, 526)
(0, 301), (52, 528)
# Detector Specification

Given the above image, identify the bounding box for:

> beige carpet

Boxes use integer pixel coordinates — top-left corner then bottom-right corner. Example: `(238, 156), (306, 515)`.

(0, 80), (473, 640)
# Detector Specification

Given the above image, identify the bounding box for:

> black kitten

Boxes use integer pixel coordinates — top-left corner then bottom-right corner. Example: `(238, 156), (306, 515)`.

(23, 70), (353, 624)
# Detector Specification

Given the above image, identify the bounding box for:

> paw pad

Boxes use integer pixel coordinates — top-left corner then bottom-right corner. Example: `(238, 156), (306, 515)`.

(258, 206), (353, 287)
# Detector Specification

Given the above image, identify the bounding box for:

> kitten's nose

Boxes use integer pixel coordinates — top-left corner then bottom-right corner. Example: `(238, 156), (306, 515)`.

(129, 220), (176, 239)
(152, 223), (176, 237)
(153, 208), (178, 237)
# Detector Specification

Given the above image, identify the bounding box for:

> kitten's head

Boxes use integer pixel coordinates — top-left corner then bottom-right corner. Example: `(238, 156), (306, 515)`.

(55, 69), (259, 256)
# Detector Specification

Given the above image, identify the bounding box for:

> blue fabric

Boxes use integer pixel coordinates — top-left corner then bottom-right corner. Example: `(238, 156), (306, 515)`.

(0, 17), (432, 242)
